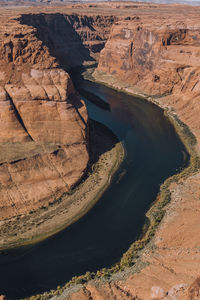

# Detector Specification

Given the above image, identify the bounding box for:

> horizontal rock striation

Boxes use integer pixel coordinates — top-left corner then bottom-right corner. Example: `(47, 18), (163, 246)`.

(98, 15), (200, 146)
(98, 17), (200, 95)
(0, 14), (89, 220)
(0, 2), (200, 299)
(51, 3), (200, 300)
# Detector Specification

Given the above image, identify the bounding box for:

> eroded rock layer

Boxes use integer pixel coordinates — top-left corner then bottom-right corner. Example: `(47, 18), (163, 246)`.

(0, 9), (118, 220)
(42, 3), (200, 300)
(19, 13), (116, 66)
(98, 12), (200, 146)
(0, 14), (89, 219)
(0, 2), (200, 299)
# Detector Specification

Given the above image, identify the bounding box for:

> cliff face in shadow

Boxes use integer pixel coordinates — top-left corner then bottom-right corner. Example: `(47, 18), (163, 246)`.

(19, 13), (116, 67)
(0, 2), (200, 299)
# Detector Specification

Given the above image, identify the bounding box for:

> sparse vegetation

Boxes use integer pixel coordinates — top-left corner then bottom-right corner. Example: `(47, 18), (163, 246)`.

(0, 120), (124, 254)
(25, 93), (200, 300)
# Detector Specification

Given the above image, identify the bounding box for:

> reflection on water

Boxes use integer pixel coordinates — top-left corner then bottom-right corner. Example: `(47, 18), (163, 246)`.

(0, 80), (188, 298)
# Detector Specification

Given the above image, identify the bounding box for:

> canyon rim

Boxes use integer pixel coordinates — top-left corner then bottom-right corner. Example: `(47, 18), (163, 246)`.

(0, 1), (200, 300)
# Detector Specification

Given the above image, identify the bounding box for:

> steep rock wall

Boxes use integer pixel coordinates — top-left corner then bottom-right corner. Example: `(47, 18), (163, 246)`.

(19, 13), (116, 67)
(0, 15), (89, 219)
(58, 5), (200, 300)
(1, 4), (200, 299)
(98, 18), (200, 146)
(98, 18), (200, 96)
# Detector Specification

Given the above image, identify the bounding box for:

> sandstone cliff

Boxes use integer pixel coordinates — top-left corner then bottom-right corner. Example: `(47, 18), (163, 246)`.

(0, 14), (89, 220)
(19, 13), (116, 66)
(98, 14), (200, 146)
(0, 9), (118, 222)
(0, 2), (200, 300)
(48, 3), (200, 300)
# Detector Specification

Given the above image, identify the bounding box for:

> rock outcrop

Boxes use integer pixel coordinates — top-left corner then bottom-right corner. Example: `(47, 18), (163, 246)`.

(0, 9), (118, 220)
(50, 3), (200, 300)
(98, 18), (192, 95)
(19, 13), (116, 66)
(98, 12), (200, 146)
(0, 10), (116, 220)
(0, 2), (200, 300)
(0, 14), (89, 220)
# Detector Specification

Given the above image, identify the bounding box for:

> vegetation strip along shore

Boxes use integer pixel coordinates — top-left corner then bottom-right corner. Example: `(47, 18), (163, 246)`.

(0, 120), (124, 251)
(27, 70), (200, 300)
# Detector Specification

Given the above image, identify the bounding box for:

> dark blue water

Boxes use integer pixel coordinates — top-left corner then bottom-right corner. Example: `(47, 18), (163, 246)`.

(0, 81), (188, 299)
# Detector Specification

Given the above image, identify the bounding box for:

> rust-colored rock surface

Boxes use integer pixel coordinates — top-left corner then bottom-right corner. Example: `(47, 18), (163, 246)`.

(0, 12), (89, 220)
(0, 4), (118, 225)
(19, 13), (116, 65)
(0, 2), (200, 299)
(187, 277), (200, 300)
(53, 2), (200, 300)
(97, 3), (200, 146)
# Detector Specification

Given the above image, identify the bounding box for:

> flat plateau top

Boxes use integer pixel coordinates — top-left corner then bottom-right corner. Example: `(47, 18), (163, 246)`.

(0, 1), (200, 18)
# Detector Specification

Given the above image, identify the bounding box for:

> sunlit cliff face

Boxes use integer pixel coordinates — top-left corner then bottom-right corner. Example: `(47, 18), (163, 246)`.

(0, 12), (90, 220)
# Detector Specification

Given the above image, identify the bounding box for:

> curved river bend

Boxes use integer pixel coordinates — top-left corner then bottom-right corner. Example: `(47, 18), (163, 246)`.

(0, 80), (188, 298)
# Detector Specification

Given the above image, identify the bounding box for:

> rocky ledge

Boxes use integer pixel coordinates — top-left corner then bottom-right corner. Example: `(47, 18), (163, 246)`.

(71, 3), (200, 300)
(37, 2), (200, 300)
(0, 2), (200, 300)
(0, 12), (89, 221)
(0, 5), (118, 240)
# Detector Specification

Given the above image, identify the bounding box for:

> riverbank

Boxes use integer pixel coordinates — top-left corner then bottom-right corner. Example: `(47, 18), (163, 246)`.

(0, 120), (124, 251)
(31, 68), (200, 300)
(24, 69), (200, 300)
(91, 69), (199, 242)
(65, 69), (200, 299)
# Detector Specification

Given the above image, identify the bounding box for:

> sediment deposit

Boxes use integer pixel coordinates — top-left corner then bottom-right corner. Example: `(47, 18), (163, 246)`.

(0, 2), (200, 299)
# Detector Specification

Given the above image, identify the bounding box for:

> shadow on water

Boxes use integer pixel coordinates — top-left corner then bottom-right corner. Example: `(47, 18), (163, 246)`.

(88, 119), (118, 166)
(0, 79), (189, 299)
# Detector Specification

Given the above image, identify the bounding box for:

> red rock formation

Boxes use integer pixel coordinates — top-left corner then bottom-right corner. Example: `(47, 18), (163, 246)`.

(19, 13), (116, 66)
(0, 3), (200, 299)
(98, 18), (200, 95)
(0, 11), (116, 219)
(58, 3), (200, 300)
(0, 14), (89, 219)
(96, 7), (200, 146)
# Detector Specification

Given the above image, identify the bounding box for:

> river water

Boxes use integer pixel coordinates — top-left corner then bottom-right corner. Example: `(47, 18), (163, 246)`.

(0, 80), (188, 298)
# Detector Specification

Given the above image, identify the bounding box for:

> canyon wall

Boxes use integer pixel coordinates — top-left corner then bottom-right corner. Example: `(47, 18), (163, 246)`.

(19, 13), (116, 66)
(0, 11), (117, 220)
(0, 14), (89, 219)
(0, 3), (200, 299)
(98, 17), (200, 96)
(51, 4), (200, 300)
(98, 15), (200, 146)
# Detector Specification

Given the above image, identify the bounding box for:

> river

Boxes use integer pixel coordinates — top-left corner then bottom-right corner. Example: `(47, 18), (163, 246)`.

(0, 79), (188, 298)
